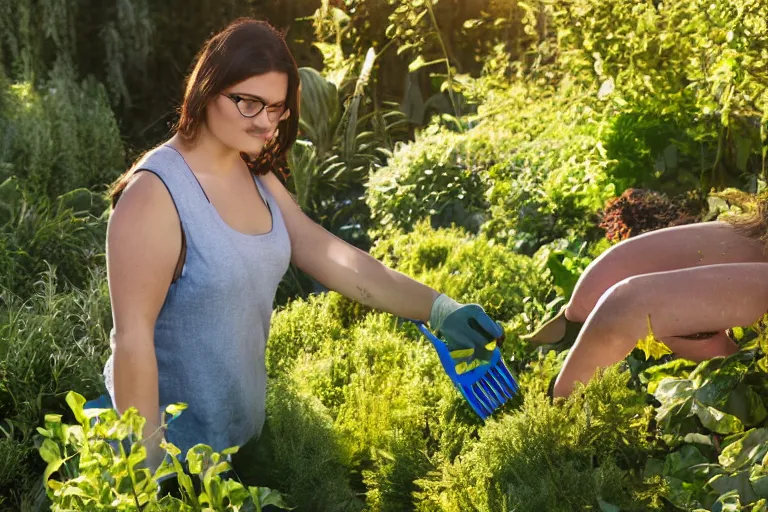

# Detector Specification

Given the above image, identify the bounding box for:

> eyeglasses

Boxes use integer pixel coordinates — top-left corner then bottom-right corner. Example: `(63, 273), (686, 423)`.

(221, 93), (287, 122)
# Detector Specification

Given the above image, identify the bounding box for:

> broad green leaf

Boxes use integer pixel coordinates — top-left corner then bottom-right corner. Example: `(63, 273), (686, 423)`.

(710, 489), (743, 511)
(695, 404), (743, 434)
(250, 486), (293, 509)
(683, 433), (713, 446)
(39, 438), (61, 464)
(664, 445), (709, 480)
(719, 428), (768, 470)
(66, 392), (88, 425)
(186, 445), (204, 475)
(751, 475), (768, 499)
(709, 472), (757, 504)
(43, 459), (64, 483)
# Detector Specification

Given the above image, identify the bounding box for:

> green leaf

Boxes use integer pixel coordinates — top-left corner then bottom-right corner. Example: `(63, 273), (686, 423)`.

(636, 315), (673, 360)
(683, 433), (714, 446)
(43, 459), (64, 483)
(408, 55), (446, 72)
(250, 487), (293, 509)
(39, 438), (61, 464)
(719, 428), (768, 471)
(186, 445), (203, 475)
(709, 472), (757, 504)
(66, 391), (87, 426)
(695, 404), (743, 434)
(664, 445), (709, 480)
(642, 359), (698, 393)
(164, 403), (187, 423)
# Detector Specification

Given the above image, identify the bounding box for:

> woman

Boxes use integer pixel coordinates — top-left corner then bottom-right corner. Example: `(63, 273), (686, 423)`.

(523, 215), (768, 399)
(103, 18), (503, 471)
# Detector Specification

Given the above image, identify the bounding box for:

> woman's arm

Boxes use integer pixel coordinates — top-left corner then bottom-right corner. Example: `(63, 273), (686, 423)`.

(261, 172), (438, 322)
(107, 171), (181, 465)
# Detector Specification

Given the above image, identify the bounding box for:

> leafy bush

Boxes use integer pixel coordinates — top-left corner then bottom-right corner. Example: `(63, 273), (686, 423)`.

(0, 64), (124, 201)
(234, 379), (364, 512)
(416, 366), (666, 512)
(266, 292), (350, 378)
(284, 312), (476, 511)
(366, 122), (502, 235)
(370, 220), (552, 332)
(548, 0), (768, 191)
(0, 180), (107, 297)
(38, 392), (290, 511)
(640, 330), (768, 509)
(0, 270), (111, 509)
(367, 80), (618, 253)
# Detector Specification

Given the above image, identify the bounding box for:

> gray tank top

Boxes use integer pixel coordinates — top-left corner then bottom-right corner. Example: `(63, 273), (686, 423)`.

(104, 144), (292, 455)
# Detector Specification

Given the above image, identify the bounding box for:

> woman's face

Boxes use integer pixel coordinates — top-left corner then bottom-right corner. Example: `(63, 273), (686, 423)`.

(205, 71), (290, 156)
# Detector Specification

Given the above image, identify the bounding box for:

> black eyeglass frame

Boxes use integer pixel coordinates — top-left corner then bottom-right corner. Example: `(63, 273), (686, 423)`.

(221, 93), (287, 121)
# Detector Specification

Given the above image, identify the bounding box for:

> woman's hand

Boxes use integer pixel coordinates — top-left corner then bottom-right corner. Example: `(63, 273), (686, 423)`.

(429, 294), (505, 374)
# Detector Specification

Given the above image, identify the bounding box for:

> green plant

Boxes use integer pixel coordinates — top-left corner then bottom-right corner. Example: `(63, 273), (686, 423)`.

(232, 379), (364, 512)
(0, 65), (124, 201)
(266, 292), (350, 378)
(38, 392), (290, 511)
(548, 0), (768, 191)
(0, 269), (111, 508)
(0, 181), (107, 297)
(287, 54), (404, 248)
(416, 366), (666, 512)
(370, 220), (552, 327)
(638, 328), (768, 509)
(365, 124), (492, 235)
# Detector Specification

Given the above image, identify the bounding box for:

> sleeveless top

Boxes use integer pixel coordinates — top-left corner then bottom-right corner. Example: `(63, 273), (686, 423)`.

(103, 144), (292, 455)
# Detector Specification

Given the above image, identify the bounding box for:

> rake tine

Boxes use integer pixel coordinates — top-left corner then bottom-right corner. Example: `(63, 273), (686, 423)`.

(469, 383), (495, 415)
(489, 366), (515, 398)
(468, 388), (492, 418)
(494, 363), (519, 394)
(412, 320), (521, 419)
(477, 381), (502, 410)
(480, 376), (506, 405)
(486, 371), (512, 401)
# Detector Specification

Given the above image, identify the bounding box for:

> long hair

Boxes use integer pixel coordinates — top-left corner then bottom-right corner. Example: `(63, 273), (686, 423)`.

(109, 18), (300, 208)
(720, 190), (768, 251)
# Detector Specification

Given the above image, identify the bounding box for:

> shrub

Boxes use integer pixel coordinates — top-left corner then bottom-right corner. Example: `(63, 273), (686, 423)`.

(366, 124), (491, 235)
(0, 270), (111, 509)
(370, 220), (552, 329)
(231, 379), (365, 512)
(0, 63), (124, 202)
(0, 181), (107, 297)
(266, 292), (350, 378)
(416, 367), (666, 511)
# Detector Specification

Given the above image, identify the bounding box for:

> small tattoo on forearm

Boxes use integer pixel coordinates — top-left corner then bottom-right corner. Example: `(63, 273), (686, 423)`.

(357, 286), (372, 303)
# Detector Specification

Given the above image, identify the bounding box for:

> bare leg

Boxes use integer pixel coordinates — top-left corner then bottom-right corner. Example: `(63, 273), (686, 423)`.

(566, 222), (767, 322)
(660, 332), (738, 362)
(553, 262), (768, 398)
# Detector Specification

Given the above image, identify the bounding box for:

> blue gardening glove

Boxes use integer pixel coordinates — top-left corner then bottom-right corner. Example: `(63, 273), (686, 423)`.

(429, 294), (505, 374)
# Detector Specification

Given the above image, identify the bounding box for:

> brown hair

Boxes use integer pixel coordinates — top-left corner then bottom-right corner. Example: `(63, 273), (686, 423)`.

(110, 18), (300, 208)
(721, 190), (768, 251)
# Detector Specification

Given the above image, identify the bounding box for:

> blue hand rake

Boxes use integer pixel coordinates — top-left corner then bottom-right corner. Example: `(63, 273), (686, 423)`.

(413, 321), (519, 419)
